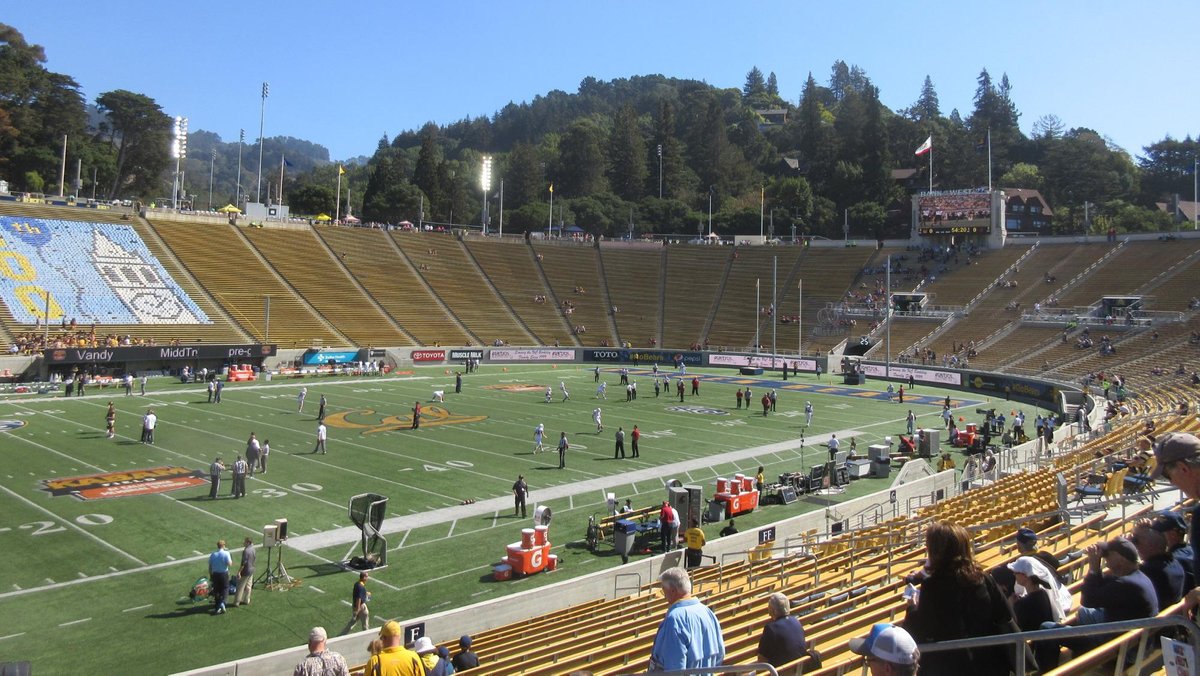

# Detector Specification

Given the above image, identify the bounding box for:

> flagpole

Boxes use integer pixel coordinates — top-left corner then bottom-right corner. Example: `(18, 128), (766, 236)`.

(771, 256), (777, 363)
(548, 185), (554, 236)
(335, 167), (342, 223)
(928, 147), (933, 193)
(1194, 157), (1198, 231)
(755, 278), (760, 354)
(798, 279), (802, 357)
(278, 154), (285, 206)
(759, 186), (765, 241)
(987, 127), (993, 192)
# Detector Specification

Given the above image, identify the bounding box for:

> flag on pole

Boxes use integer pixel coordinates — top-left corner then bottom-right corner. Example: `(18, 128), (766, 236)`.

(549, 183), (554, 194)
(338, 165), (345, 175)
(914, 136), (933, 156)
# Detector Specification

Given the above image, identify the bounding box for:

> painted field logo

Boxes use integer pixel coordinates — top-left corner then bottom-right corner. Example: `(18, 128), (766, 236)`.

(41, 466), (208, 500)
(666, 405), (729, 416)
(482, 383), (546, 393)
(0, 419), (27, 431)
(325, 405), (488, 434)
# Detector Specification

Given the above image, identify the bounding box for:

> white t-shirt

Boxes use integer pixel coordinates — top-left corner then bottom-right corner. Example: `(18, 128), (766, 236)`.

(144, 413), (157, 430)
(316, 424), (327, 440)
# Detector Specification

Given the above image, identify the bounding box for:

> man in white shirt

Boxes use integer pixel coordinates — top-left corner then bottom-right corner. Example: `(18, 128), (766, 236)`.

(141, 409), (157, 444)
(313, 423), (327, 454)
(827, 434), (841, 462)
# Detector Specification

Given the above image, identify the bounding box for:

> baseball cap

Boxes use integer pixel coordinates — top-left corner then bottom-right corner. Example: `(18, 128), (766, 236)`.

(1149, 433), (1200, 479)
(1099, 537), (1139, 563)
(413, 636), (436, 654)
(379, 620), (402, 638)
(849, 623), (919, 665)
(1015, 527), (1038, 545)
(459, 635), (473, 648)
(308, 627), (327, 642)
(1153, 512), (1187, 533)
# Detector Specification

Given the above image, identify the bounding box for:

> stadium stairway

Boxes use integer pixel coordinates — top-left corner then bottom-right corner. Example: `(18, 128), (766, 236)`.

(531, 241), (618, 346)
(662, 245), (728, 349)
(391, 231), (534, 346)
(597, 244), (664, 348)
(463, 237), (574, 346)
(314, 226), (474, 346)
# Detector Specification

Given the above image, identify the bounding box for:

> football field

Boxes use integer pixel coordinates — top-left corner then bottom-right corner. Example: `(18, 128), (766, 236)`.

(0, 364), (1003, 674)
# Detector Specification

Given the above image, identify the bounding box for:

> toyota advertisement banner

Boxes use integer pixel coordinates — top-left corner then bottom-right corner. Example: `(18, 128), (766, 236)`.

(488, 348), (577, 362)
(859, 364), (962, 386)
(707, 353), (817, 371)
(411, 349), (447, 363)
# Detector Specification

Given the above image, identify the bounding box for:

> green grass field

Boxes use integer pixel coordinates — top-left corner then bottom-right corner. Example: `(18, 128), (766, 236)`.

(0, 364), (1017, 674)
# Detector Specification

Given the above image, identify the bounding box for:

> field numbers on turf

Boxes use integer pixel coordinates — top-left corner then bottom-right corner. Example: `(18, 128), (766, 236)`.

(291, 483), (323, 492)
(351, 388), (383, 393)
(712, 419), (747, 427)
(639, 430), (675, 439)
(13, 409), (64, 416)
(253, 488), (288, 498)
(9, 514), (112, 536)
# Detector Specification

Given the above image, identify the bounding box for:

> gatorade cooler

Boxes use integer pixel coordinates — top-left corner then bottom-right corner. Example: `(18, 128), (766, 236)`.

(534, 525), (548, 546)
(493, 563), (512, 581)
(520, 529), (536, 548)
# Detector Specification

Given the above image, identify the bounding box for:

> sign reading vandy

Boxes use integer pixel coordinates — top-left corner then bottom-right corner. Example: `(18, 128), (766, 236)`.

(44, 344), (277, 364)
(42, 466), (209, 501)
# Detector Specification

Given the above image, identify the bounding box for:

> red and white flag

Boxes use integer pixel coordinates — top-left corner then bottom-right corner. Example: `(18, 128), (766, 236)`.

(914, 136), (933, 156)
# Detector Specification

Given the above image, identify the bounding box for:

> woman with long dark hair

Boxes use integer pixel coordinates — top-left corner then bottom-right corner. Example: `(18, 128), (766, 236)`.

(903, 521), (1021, 675)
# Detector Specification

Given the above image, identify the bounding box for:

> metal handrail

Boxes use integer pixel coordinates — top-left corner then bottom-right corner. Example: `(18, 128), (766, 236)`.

(914, 614), (1200, 675)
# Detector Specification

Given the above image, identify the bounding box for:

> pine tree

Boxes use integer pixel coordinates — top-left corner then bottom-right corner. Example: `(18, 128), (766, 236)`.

(766, 72), (779, 98)
(608, 104), (647, 201)
(743, 66), (766, 98)
(652, 100), (687, 199)
(913, 75), (940, 122)
(413, 124), (442, 216)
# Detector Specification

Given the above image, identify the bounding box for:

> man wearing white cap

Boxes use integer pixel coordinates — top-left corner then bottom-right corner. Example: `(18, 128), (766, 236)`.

(849, 622), (919, 675)
(413, 636), (448, 676)
(292, 626), (349, 676)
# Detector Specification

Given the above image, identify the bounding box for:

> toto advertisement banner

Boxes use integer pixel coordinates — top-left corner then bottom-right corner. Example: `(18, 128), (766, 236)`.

(708, 353), (817, 371)
(860, 364), (962, 386)
(964, 371), (1064, 406)
(45, 344), (277, 364)
(488, 348), (577, 362)
(584, 349), (702, 364)
(411, 349), (447, 363)
(449, 349), (484, 360)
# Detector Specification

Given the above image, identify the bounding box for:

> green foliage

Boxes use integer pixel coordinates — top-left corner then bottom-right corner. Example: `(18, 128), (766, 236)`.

(94, 89), (172, 199)
(848, 200), (886, 234)
(22, 169), (43, 192)
(999, 162), (1043, 190)
(607, 104), (647, 201)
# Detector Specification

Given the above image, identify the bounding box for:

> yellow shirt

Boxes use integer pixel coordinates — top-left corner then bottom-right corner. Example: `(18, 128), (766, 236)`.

(365, 646), (423, 676)
(685, 527), (706, 550)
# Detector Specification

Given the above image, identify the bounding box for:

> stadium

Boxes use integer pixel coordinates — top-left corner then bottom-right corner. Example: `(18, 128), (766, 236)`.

(0, 192), (1197, 675)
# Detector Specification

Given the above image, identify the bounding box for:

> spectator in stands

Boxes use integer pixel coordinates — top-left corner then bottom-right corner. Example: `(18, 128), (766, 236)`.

(902, 521), (1017, 676)
(1150, 433), (1200, 599)
(756, 591), (807, 667)
(1131, 521), (1185, 609)
(991, 528), (1061, 598)
(1006, 556), (1070, 670)
(647, 567), (725, 671)
(413, 637), (448, 676)
(451, 634), (479, 671)
(293, 626), (349, 676)
(1039, 537), (1158, 668)
(1153, 512), (1195, 590)
(365, 620), (422, 676)
(849, 622), (919, 676)
(683, 518), (706, 568)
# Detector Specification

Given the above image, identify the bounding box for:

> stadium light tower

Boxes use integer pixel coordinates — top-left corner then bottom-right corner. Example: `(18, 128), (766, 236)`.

(256, 82), (268, 204)
(236, 129), (245, 207)
(481, 155), (493, 234)
(171, 116), (188, 211)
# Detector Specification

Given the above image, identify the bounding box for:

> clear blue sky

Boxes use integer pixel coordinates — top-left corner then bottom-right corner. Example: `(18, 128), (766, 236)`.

(14, 1), (1199, 162)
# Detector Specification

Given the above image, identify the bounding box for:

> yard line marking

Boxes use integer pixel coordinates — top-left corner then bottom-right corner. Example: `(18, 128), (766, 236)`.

(569, 494), (574, 510)
(108, 566), (118, 572)
(491, 512), (498, 528)
(340, 599), (352, 606)
(447, 520), (457, 538)
(0, 632), (26, 641)
(470, 590), (489, 597)
(10, 584), (20, 590)
(123, 604), (152, 613)
(341, 541), (359, 562)
(309, 586), (325, 594)
(165, 555), (176, 561)
(397, 529), (412, 549)
(59, 617), (91, 627)
(76, 572), (87, 578)
(192, 550), (203, 556)
(0, 486), (145, 565)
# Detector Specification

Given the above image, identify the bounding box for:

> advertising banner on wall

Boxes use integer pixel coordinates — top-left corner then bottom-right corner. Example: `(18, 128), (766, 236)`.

(964, 371), (1065, 407)
(411, 350), (447, 363)
(708, 353), (817, 371)
(448, 349), (484, 360)
(488, 348), (577, 362)
(860, 364), (962, 386)
(45, 344), (277, 364)
(583, 349), (702, 365)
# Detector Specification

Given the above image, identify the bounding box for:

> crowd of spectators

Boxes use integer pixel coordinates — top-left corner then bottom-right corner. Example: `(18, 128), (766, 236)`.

(10, 325), (174, 355)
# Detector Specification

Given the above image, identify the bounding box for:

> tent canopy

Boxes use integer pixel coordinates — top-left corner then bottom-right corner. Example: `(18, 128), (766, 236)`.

(343, 214), (360, 223)
(314, 213), (332, 221)
(217, 204), (241, 213)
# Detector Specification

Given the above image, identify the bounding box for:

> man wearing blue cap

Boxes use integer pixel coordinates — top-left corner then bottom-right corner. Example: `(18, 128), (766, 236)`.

(451, 635), (479, 671)
(1150, 432), (1200, 614)
(849, 623), (919, 676)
